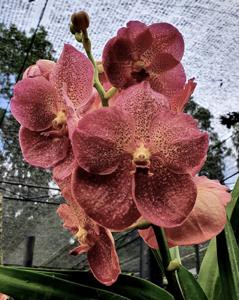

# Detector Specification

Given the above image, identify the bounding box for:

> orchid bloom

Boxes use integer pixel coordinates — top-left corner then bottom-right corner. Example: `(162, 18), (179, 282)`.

(56, 178), (120, 286)
(11, 44), (94, 169)
(22, 59), (55, 80)
(139, 176), (231, 247)
(71, 82), (209, 231)
(103, 21), (186, 96)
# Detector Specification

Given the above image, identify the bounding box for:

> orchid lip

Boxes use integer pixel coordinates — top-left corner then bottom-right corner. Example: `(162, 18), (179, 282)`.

(75, 227), (88, 244)
(52, 110), (67, 129)
(131, 60), (149, 82)
(132, 143), (152, 170)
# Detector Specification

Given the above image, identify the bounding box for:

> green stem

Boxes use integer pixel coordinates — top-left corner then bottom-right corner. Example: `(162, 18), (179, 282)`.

(152, 225), (184, 300)
(152, 225), (171, 269)
(81, 34), (117, 107)
(151, 249), (165, 276)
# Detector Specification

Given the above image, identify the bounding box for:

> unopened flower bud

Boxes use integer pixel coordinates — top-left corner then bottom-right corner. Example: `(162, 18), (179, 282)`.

(70, 23), (76, 34)
(71, 11), (90, 33)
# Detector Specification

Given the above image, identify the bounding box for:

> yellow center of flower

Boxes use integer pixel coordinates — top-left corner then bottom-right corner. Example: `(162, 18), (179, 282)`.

(133, 143), (151, 167)
(75, 227), (88, 244)
(52, 110), (67, 129)
(134, 60), (145, 69)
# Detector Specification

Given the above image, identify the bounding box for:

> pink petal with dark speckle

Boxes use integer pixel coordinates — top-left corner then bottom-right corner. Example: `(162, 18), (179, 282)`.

(72, 160), (140, 231)
(133, 157), (197, 227)
(149, 110), (209, 174)
(19, 126), (69, 168)
(11, 76), (57, 131)
(72, 107), (134, 175)
(52, 44), (94, 109)
(88, 227), (120, 286)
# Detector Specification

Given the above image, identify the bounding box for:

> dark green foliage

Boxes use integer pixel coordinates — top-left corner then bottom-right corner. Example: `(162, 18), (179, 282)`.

(220, 112), (239, 169)
(185, 99), (229, 181)
(0, 23), (55, 98)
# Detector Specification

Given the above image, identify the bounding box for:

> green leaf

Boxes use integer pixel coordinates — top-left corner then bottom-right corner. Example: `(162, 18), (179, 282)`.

(227, 177), (239, 219)
(198, 239), (223, 300)
(227, 177), (239, 240)
(177, 265), (208, 300)
(14, 268), (174, 300)
(0, 266), (129, 300)
(217, 219), (239, 300)
(198, 178), (239, 300)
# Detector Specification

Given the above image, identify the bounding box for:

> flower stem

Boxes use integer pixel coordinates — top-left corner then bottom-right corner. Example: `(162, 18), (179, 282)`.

(152, 225), (184, 300)
(78, 31), (117, 107)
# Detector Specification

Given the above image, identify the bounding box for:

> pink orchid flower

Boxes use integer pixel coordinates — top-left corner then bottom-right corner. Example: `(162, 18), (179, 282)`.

(71, 82), (209, 231)
(103, 21), (186, 96)
(56, 176), (120, 286)
(11, 44), (94, 169)
(139, 176), (230, 247)
(22, 59), (55, 80)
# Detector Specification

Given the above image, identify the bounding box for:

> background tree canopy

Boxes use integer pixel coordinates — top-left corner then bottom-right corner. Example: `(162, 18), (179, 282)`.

(185, 99), (230, 182)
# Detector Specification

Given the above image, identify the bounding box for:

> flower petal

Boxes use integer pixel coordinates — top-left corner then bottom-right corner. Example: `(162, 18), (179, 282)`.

(149, 62), (186, 96)
(52, 44), (94, 109)
(165, 176), (230, 246)
(169, 78), (197, 112)
(150, 110), (209, 174)
(102, 22), (153, 89)
(114, 82), (169, 141)
(72, 160), (140, 231)
(70, 244), (91, 255)
(133, 157), (197, 227)
(11, 76), (57, 131)
(138, 227), (158, 249)
(23, 59), (55, 80)
(53, 149), (75, 181)
(57, 204), (79, 234)
(88, 227), (120, 286)
(148, 22), (184, 62)
(72, 107), (134, 175)
(102, 37), (134, 88)
(19, 126), (69, 168)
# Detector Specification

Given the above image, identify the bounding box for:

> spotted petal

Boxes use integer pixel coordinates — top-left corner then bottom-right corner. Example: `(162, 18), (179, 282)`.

(146, 22), (184, 64)
(19, 126), (69, 168)
(72, 159), (140, 231)
(150, 110), (209, 174)
(11, 77), (58, 131)
(88, 227), (120, 286)
(114, 82), (169, 141)
(72, 107), (134, 175)
(149, 63), (186, 96)
(133, 157), (197, 227)
(57, 204), (79, 235)
(52, 44), (94, 109)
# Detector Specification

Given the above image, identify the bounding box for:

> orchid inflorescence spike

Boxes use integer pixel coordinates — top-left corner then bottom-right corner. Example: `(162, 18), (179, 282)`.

(10, 11), (230, 286)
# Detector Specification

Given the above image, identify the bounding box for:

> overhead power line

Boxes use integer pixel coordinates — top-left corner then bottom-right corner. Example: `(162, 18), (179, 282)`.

(223, 171), (239, 183)
(0, 180), (60, 191)
(3, 196), (62, 206)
